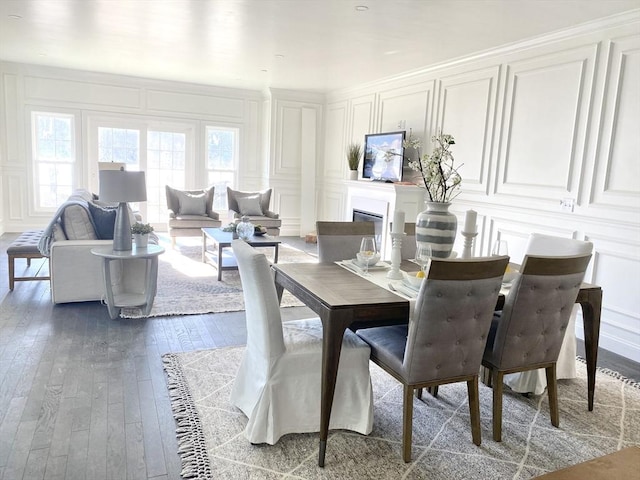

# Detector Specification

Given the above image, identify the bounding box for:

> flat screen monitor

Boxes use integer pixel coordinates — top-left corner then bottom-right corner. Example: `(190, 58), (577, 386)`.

(362, 131), (405, 182)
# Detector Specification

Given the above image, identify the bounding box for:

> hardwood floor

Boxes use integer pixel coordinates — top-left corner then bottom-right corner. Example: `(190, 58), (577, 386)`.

(0, 232), (637, 479)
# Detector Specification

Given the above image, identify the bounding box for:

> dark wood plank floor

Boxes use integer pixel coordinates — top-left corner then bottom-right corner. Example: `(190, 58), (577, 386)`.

(0, 232), (637, 479)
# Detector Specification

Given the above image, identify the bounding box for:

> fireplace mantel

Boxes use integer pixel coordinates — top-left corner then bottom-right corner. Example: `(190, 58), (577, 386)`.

(346, 181), (425, 257)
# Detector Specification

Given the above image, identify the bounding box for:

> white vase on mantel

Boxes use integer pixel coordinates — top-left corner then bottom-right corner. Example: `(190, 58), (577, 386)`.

(348, 170), (358, 181)
(415, 200), (457, 258)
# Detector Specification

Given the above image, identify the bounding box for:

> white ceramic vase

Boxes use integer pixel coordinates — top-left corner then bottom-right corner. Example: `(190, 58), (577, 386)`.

(415, 200), (457, 258)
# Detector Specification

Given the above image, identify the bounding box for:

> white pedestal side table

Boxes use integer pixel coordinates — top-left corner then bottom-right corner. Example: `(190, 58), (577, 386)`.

(91, 244), (165, 319)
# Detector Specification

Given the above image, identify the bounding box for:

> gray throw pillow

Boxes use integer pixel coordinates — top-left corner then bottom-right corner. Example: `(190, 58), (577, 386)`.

(177, 191), (207, 216)
(237, 195), (264, 216)
(88, 202), (117, 239)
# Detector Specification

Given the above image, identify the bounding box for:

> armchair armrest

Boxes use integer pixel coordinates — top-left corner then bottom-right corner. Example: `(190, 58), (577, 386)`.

(264, 210), (280, 219)
(208, 211), (220, 220)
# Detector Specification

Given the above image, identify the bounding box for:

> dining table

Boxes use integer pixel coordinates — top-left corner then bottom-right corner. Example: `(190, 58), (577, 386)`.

(272, 260), (603, 467)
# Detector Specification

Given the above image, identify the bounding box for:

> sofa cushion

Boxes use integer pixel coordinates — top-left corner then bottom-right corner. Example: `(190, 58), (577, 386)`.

(61, 204), (98, 240)
(237, 195), (264, 216)
(88, 203), (117, 239)
(177, 191), (207, 216)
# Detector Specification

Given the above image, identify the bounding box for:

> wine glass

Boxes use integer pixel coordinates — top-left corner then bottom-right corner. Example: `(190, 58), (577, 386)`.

(415, 243), (432, 273)
(359, 236), (377, 275)
(492, 239), (509, 257)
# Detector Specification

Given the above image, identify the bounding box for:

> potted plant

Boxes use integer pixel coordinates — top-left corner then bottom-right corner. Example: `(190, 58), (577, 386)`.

(131, 222), (154, 248)
(346, 142), (362, 180)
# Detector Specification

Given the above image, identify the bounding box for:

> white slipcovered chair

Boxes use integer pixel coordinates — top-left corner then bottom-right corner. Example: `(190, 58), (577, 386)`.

(503, 233), (594, 394)
(316, 221), (375, 263)
(229, 239), (374, 445)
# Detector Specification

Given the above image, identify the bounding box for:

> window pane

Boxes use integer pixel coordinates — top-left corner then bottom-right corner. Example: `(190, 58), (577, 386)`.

(33, 112), (75, 209)
(98, 127), (140, 167)
(207, 129), (234, 170)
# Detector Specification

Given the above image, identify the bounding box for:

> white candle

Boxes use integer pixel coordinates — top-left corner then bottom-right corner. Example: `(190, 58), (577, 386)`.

(392, 210), (405, 234)
(464, 209), (477, 233)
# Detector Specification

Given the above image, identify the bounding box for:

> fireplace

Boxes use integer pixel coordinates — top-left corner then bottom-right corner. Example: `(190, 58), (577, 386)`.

(346, 182), (425, 258)
(352, 209), (383, 249)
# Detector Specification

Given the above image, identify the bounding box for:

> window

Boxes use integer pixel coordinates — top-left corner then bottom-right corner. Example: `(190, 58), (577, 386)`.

(147, 130), (186, 223)
(206, 126), (238, 211)
(32, 112), (76, 208)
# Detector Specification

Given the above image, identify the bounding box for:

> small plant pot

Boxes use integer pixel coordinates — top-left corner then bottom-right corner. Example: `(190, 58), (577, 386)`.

(348, 170), (358, 180)
(134, 233), (149, 248)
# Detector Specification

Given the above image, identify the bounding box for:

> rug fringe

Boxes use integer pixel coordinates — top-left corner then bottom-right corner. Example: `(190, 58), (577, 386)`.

(162, 353), (213, 479)
(576, 356), (640, 389)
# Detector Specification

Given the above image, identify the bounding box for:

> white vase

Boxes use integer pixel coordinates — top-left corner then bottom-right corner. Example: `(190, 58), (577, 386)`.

(415, 200), (457, 259)
(348, 170), (358, 180)
(134, 233), (149, 248)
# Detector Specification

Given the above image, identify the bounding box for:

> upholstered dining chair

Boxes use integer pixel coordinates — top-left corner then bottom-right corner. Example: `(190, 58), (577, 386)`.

(229, 239), (374, 445)
(482, 253), (592, 442)
(227, 187), (282, 235)
(503, 234), (594, 395)
(356, 256), (509, 462)
(165, 185), (221, 247)
(316, 221), (376, 263)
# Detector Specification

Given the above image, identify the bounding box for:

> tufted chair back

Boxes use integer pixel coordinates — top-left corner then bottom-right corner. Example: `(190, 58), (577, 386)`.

(316, 221), (376, 263)
(484, 254), (591, 371)
(403, 256), (509, 384)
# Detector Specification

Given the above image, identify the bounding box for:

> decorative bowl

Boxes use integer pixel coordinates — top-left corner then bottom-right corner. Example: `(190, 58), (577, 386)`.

(503, 264), (519, 284)
(355, 252), (381, 267)
(254, 226), (267, 236)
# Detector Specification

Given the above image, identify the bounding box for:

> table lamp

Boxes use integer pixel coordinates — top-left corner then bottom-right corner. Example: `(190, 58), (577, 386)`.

(99, 168), (147, 251)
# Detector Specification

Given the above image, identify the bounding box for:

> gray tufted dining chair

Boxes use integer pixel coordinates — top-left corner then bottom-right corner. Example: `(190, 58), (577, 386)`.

(482, 253), (592, 442)
(316, 221), (375, 263)
(356, 256), (509, 462)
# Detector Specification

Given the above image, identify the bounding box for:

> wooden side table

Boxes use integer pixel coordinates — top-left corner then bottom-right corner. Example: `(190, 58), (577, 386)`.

(91, 245), (165, 319)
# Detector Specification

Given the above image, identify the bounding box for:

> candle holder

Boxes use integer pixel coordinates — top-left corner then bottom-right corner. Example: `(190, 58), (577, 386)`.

(461, 231), (478, 259)
(387, 232), (405, 279)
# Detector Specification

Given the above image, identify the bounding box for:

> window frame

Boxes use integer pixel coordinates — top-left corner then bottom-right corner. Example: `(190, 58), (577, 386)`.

(28, 108), (82, 212)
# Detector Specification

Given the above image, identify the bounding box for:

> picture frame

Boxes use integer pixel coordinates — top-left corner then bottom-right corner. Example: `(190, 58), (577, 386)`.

(362, 131), (405, 182)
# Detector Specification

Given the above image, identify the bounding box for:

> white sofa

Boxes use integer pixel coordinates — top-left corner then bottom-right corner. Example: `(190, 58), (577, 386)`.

(42, 189), (149, 304)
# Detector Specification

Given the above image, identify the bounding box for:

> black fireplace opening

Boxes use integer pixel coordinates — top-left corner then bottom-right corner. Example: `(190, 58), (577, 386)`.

(352, 209), (383, 249)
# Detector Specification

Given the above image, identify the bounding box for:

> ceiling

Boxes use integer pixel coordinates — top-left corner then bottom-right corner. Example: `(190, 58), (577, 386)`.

(1, 0), (638, 93)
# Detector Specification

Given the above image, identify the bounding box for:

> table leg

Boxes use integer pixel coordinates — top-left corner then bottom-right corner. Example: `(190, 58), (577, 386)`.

(273, 244), (279, 263)
(318, 309), (352, 467)
(202, 231), (207, 263)
(579, 288), (602, 411)
(142, 257), (159, 315)
(102, 259), (119, 320)
(217, 242), (223, 282)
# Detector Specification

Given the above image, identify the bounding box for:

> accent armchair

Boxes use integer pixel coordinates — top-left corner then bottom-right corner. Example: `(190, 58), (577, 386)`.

(166, 185), (221, 247)
(227, 187), (281, 236)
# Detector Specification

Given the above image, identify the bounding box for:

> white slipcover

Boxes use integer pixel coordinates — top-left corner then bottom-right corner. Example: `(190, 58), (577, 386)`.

(230, 240), (374, 445)
(504, 233), (593, 394)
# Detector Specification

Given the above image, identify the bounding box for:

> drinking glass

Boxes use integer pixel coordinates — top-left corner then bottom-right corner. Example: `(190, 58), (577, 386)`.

(359, 236), (377, 275)
(415, 243), (432, 272)
(492, 239), (509, 256)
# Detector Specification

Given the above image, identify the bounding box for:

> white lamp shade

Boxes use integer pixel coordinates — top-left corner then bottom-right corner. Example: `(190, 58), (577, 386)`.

(99, 170), (147, 202)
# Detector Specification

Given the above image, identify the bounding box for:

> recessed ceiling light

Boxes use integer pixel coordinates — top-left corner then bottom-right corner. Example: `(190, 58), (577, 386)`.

(8, 14), (23, 19)
(355, 6), (368, 12)
(275, 54), (284, 59)
(261, 69), (268, 73)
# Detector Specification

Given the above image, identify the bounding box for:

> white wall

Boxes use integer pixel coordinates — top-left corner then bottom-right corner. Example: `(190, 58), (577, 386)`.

(319, 12), (640, 361)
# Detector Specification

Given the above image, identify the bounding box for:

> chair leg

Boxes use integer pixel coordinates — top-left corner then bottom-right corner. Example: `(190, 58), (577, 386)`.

(467, 378), (481, 446)
(402, 384), (414, 462)
(415, 388), (422, 400)
(545, 365), (559, 427)
(171, 237), (176, 248)
(492, 370), (504, 442)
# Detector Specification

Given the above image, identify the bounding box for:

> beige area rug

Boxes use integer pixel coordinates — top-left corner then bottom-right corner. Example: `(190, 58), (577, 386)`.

(121, 241), (316, 318)
(162, 348), (640, 479)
